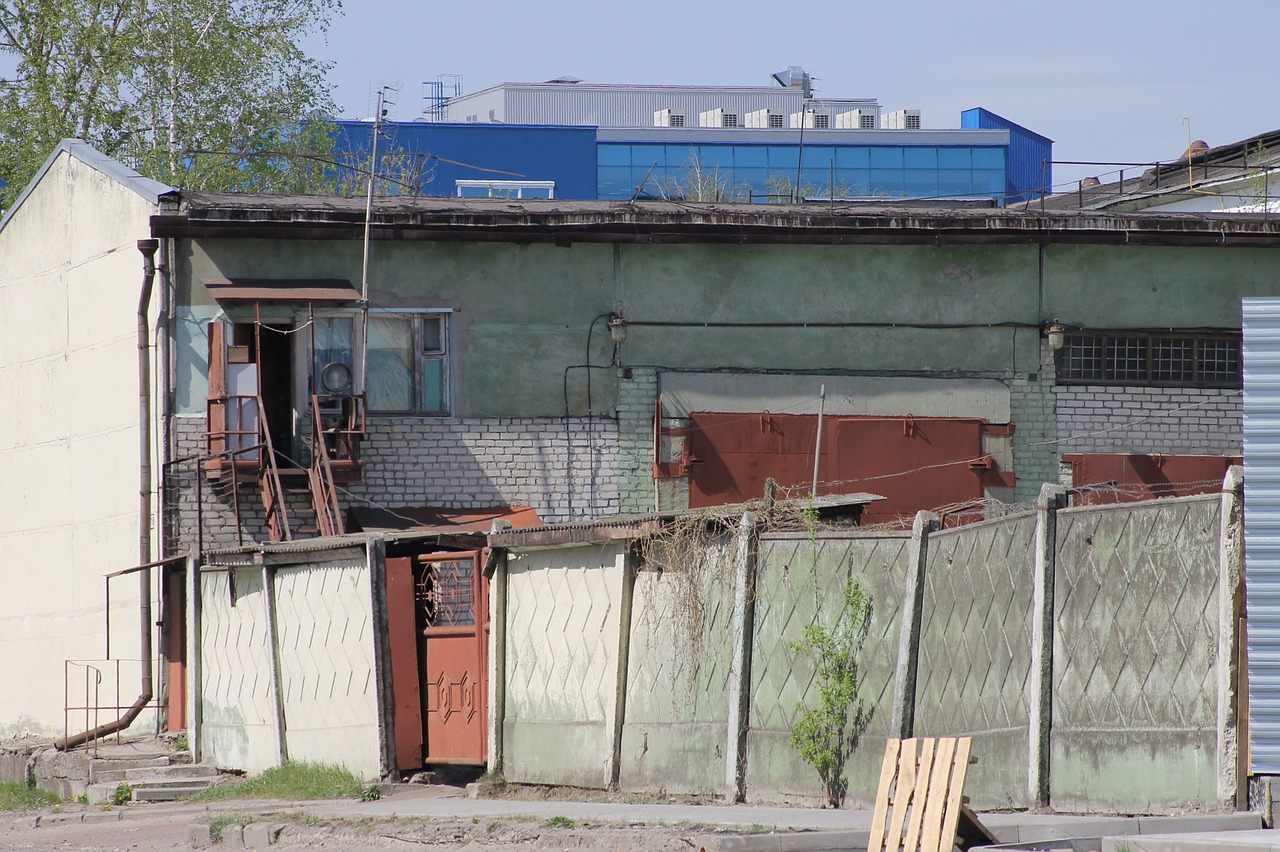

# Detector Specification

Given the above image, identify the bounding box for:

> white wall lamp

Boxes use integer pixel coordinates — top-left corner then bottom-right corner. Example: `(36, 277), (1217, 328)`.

(1045, 322), (1066, 351)
(608, 313), (628, 344)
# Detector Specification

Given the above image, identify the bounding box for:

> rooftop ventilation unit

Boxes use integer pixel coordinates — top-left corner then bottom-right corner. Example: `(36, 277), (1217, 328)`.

(699, 108), (738, 128)
(884, 109), (921, 130)
(654, 108), (685, 128)
(789, 111), (831, 129)
(745, 108), (783, 128)
(836, 109), (878, 129)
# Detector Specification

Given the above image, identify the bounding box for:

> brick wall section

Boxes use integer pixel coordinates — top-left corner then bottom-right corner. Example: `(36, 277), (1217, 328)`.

(1054, 386), (1242, 455)
(614, 367), (658, 514)
(167, 415), (621, 553)
(1010, 339), (1059, 502)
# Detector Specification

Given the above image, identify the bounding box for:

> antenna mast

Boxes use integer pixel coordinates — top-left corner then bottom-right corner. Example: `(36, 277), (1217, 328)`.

(360, 87), (391, 399)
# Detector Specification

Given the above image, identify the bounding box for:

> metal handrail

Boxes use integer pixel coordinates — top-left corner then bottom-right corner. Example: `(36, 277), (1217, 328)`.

(309, 395), (345, 537)
(256, 393), (291, 542)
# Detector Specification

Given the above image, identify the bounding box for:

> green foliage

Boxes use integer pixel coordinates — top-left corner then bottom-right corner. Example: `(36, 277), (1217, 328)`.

(546, 815), (575, 828)
(0, 0), (343, 204)
(788, 577), (873, 807)
(171, 734), (189, 752)
(110, 782), (132, 805)
(0, 781), (60, 810)
(359, 784), (381, 802)
(192, 761), (365, 801)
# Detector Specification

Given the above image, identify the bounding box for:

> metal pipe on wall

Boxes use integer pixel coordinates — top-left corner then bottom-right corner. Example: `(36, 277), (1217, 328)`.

(55, 239), (160, 751)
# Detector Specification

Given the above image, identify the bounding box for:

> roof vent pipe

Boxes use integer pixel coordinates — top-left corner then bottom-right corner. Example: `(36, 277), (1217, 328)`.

(55, 239), (160, 750)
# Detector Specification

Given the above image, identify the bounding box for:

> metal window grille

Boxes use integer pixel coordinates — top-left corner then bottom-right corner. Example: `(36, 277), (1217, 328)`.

(1057, 332), (1241, 388)
(669, 114), (684, 127)
(417, 558), (475, 627)
(723, 113), (738, 128)
(768, 113), (783, 128)
(905, 114), (921, 129)
(860, 114), (876, 129)
(813, 113), (830, 129)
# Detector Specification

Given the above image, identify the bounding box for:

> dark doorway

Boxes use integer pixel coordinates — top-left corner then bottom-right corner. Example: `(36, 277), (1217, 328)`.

(234, 322), (296, 467)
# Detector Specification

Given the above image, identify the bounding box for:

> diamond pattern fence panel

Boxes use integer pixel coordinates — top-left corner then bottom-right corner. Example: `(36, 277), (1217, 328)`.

(199, 567), (279, 774)
(746, 531), (911, 806)
(504, 541), (625, 787)
(273, 557), (380, 780)
(620, 531), (735, 794)
(1051, 494), (1221, 812)
(915, 512), (1037, 810)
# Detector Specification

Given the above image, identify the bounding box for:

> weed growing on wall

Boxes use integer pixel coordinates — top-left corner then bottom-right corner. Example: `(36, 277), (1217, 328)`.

(789, 576), (873, 808)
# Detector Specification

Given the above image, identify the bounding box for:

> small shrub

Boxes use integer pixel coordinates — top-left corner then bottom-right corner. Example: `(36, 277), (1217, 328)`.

(789, 577), (873, 808)
(359, 784), (381, 802)
(110, 783), (133, 806)
(172, 734), (190, 752)
(546, 815), (574, 829)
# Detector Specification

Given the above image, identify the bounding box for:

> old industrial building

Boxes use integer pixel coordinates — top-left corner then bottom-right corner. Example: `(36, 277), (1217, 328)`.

(1, 140), (1274, 800)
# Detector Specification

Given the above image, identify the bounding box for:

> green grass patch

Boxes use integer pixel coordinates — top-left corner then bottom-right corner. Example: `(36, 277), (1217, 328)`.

(192, 761), (365, 802)
(0, 782), (60, 811)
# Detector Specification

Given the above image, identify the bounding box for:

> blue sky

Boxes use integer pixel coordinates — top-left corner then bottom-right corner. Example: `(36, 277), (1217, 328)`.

(308, 0), (1279, 188)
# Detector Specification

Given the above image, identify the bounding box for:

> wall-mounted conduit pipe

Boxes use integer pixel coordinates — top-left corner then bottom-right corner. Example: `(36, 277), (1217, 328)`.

(56, 239), (160, 750)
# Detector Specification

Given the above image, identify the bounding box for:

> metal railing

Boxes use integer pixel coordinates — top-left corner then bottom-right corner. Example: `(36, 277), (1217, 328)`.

(63, 659), (155, 754)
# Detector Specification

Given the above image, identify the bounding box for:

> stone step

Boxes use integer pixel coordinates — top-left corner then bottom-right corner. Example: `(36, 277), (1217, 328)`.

(124, 762), (219, 781)
(131, 780), (216, 802)
(90, 757), (172, 784)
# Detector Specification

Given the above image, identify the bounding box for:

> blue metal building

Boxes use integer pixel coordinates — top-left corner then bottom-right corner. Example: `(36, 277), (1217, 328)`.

(961, 107), (1053, 204)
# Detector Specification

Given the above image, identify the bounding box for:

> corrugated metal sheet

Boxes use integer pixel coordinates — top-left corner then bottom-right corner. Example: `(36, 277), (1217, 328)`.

(1243, 297), (1280, 772)
(962, 107), (1050, 205)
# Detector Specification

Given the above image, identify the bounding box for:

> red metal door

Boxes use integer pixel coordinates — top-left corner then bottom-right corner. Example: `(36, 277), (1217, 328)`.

(385, 557), (424, 771)
(418, 552), (488, 765)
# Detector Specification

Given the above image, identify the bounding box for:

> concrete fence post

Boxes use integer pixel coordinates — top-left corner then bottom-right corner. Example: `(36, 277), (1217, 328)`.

(890, 511), (940, 739)
(186, 553), (202, 762)
(260, 560), (288, 765)
(1218, 465), (1246, 808)
(608, 546), (637, 790)
(1029, 483), (1067, 809)
(725, 511), (760, 802)
(367, 536), (397, 778)
(489, 549), (509, 774)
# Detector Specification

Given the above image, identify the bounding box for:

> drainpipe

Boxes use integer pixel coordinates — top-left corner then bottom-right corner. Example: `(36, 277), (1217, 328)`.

(55, 239), (160, 750)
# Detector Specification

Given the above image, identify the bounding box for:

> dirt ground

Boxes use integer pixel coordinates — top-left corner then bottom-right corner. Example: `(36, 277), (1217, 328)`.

(0, 805), (734, 851)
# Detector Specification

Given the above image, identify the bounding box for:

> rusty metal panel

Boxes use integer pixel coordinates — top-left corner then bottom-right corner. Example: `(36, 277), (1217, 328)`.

(385, 557), (424, 771)
(833, 418), (986, 524)
(420, 552), (488, 765)
(1064, 453), (1240, 505)
(688, 413), (987, 522)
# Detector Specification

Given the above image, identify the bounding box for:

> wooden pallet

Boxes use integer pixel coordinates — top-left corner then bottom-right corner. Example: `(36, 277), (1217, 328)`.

(867, 737), (998, 852)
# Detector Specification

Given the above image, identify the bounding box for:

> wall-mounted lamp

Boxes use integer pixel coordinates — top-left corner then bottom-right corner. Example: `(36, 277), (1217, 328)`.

(1045, 323), (1066, 351)
(608, 314), (628, 344)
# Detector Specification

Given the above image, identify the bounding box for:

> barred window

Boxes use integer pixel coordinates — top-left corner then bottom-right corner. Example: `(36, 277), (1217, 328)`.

(1057, 332), (1240, 388)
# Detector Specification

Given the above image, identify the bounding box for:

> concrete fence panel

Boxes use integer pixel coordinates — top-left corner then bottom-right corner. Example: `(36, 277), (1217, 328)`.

(745, 531), (911, 806)
(620, 532), (735, 794)
(1051, 494), (1222, 812)
(914, 512), (1039, 810)
(271, 555), (380, 780)
(503, 541), (625, 787)
(199, 567), (279, 774)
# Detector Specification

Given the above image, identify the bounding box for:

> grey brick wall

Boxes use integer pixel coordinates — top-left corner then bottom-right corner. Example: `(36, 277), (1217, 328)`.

(615, 367), (658, 514)
(1054, 386), (1242, 456)
(167, 414), (620, 553)
(1010, 340), (1059, 502)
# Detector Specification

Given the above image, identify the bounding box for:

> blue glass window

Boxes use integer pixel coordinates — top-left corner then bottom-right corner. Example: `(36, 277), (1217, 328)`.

(836, 147), (870, 168)
(972, 147), (1005, 169)
(870, 147), (904, 168)
(938, 148), (971, 169)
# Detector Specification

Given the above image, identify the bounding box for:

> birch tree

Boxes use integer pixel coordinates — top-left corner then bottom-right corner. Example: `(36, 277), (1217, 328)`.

(0, 0), (341, 203)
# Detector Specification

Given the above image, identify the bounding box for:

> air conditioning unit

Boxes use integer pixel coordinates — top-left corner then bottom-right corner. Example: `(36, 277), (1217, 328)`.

(654, 108), (685, 128)
(745, 108), (784, 128)
(836, 109), (878, 129)
(699, 108), (738, 128)
(884, 109), (922, 130)
(789, 111), (832, 129)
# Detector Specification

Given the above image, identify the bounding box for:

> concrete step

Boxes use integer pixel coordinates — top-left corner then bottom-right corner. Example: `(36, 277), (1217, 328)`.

(89, 757), (172, 784)
(131, 782), (215, 802)
(124, 762), (218, 781)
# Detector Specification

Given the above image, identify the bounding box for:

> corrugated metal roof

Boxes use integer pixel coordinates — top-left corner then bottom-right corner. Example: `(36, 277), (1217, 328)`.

(350, 504), (542, 533)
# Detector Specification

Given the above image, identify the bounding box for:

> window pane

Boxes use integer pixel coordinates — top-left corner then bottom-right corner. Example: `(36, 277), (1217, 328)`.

(423, 359), (445, 413)
(1152, 337), (1192, 382)
(1199, 338), (1241, 385)
(367, 317), (414, 410)
(1060, 335), (1103, 381)
(313, 317), (354, 393)
(1105, 336), (1147, 383)
(422, 315), (444, 353)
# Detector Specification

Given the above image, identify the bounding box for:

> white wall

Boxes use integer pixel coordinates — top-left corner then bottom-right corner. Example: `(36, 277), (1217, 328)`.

(0, 150), (160, 736)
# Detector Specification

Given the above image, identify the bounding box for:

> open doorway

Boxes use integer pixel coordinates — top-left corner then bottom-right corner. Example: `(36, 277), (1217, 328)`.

(233, 322), (296, 466)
